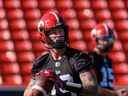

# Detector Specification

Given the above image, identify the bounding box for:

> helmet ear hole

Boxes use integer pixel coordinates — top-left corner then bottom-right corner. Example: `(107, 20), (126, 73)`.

(38, 21), (45, 33)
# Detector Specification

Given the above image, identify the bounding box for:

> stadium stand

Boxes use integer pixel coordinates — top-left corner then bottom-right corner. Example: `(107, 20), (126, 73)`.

(0, 0), (128, 95)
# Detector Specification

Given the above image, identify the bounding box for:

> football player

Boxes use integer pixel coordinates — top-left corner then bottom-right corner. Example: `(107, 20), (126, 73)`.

(24, 10), (99, 96)
(89, 23), (128, 96)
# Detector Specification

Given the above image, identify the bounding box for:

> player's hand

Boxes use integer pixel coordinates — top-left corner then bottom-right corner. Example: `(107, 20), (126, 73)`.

(35, 69), (57, 93)
(115, 88), (128, 96)
(28, 69), (57, 96)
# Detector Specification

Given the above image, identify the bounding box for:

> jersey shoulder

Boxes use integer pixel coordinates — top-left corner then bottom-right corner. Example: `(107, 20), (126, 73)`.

(66, 47), (89, 58)
(67, 48), (94, 71)
(31, 51), (50, 76)
(69, 48), (92, 60)
(88, 51), (99, 57)
(33, 51), (49, 65)
(88, 51), (102, 66)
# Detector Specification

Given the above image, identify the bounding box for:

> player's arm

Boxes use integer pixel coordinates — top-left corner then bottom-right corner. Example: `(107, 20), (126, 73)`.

(23, 79), (38, 96)
(24, 78), (48, 96)
(79, 70), (99, 96)
(79, 71), (117, 96)
(24, 69), (56, 96)
(98, 87), (118, 96)
(73, 53), (98, 95)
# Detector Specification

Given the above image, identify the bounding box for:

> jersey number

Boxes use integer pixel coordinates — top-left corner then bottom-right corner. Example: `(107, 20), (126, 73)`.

(100, 67), (114, 88)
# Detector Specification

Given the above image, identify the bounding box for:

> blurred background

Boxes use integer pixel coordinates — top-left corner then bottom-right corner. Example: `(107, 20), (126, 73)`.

(0, 0), (128, 95)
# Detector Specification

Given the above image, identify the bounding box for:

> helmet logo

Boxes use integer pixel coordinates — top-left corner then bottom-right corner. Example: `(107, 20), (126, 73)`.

(38, 21), (44, 32)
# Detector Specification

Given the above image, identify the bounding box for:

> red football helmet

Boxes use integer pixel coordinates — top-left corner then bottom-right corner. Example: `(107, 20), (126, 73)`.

(37, 10), (68, 49)
(91, 23), (117, 41)
(38, 10), (66, 33)
(91, 23), (117, 52)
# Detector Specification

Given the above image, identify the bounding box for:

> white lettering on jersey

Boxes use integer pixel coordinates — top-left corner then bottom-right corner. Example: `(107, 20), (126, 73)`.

(59, 74), (73, 93)
(59, 74), (73, 82)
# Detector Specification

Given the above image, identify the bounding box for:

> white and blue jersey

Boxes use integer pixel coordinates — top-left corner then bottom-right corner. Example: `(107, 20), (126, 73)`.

(89, 51), (115, 90)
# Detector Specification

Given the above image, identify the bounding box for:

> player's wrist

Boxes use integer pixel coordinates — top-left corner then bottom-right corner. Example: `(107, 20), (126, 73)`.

(31, 85), (49, 96)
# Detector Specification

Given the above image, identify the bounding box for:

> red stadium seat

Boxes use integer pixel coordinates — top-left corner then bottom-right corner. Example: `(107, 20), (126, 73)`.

(80, 19), (96, 30)
(0, 8), (6, 19)
(108, 0), (125, 10)
(6, 9), (23, 20)
(66, 19), (79, 30)
(14, 40), (32, 52)
(95, 9), (111, 21)
(0, 30), (11, 41)
(22, 75), (31, 86)
(111, 9), (128, 20)
(17, 51), (35, 63)
(113, 62), (128, 74)
(0, 0), (3, 8)
(109, 51), (126, 63)
(3, 74), (22, 85)
(60, 9), (77, 19)
(77, 9), (94, 20)
(125, 0), (128, 9)
(29, 31), (41, 41)
(0, 41), (14, 51)
(56, 0), (73, 9)
(0, 51), (17, 63)
(69, 30), (83, 41)
(9, 19), (26, 30)
(74, 0), (90, 10)
(11, 30), (29, 40)
(2, 63), (20, 74)
(21, 0), (38, 9)
(85, 40), (96, 51)
(0, 19), (8, 30)
(4, 0), (21, 9)
(38, 0), (56, 9)
(20, 63), (32, 74)
(32, 41), (46, 52)
(91, 0), (108, 9)
(123, 42), (128, 52)
(118, 31), (128, 41)
(115, 75), (128, 85)
(111, 40), (123, 51)
(83, 30), (92, 41)
(70, 40), (87, 51)
(24, 9), (41, 20)
(115, 20), (128, 31)
(26, 20), (38, 30)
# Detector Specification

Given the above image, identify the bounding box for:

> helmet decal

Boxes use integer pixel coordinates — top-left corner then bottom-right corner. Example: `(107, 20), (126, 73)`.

(49, 11), (61, 26)
(38, 20), (44, 32)
(37, 11), (66, 33)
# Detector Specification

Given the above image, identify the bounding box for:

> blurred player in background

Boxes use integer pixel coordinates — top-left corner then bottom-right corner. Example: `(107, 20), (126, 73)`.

(89, 23), (128, 96)
(24, 10), (99, 96)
